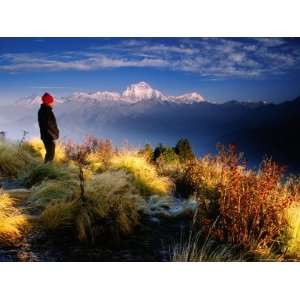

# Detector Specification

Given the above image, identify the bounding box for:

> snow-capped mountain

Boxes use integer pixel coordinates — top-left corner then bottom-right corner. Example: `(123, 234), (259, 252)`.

(122, 81), (164, 102)
(16, 82), (205, 105)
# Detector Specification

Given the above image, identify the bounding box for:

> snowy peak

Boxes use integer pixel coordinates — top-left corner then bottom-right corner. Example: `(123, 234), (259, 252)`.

(122, 81), (164, 102)
(176, 92), (204, 102)
(172, 92), (205, 104)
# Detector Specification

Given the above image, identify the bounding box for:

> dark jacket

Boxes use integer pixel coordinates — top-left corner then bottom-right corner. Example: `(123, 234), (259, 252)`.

(38, 104), (59, 140)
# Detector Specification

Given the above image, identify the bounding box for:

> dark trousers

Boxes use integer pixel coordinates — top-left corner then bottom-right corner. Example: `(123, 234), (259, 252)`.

(42, 139), (55, 163)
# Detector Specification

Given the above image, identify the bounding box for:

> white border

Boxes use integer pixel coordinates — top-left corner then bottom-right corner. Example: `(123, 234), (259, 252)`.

(0, 262), (299, 300)
(1, 1), (299, 299)
(0, 0), (300, 37)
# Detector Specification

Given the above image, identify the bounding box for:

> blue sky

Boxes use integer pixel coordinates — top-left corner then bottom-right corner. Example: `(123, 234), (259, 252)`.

(0, 37), (300, 104)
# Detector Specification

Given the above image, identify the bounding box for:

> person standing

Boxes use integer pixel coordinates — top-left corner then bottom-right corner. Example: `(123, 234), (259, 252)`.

(38, 92), (59, 163)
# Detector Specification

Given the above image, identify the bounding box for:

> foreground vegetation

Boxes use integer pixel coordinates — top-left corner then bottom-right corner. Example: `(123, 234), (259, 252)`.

(0, 137), (300, 261)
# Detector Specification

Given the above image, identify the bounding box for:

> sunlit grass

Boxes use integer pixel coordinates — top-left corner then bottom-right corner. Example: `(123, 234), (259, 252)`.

(25, 137), (67, 163)
(285, 205), (300, 257)
(0, 189), (30, 245)
(111, 151), (173, 196)
(0, 141), (39, 177)
(39, 170), (144, 241)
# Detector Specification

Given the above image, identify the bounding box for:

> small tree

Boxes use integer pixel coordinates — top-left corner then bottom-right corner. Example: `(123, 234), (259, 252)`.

(153, 143), (164, 161)
(174, 138), (195, 162)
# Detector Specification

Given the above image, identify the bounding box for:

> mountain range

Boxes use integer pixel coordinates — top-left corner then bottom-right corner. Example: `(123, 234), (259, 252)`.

(1, 82), (299, 172)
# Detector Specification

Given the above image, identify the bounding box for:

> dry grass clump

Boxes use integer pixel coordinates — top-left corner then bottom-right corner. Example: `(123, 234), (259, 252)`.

(27, 179), (80, 211)
(25, 138), (67, 163)
(110, 151), (172, 196)
(39, 201), (79, 231)
(0, 189), (30, 245)
(172, 233), (243, 262)
(21, 163), (77, 188)
(0, 141), (39, 177)
(39, 170), (143, 241)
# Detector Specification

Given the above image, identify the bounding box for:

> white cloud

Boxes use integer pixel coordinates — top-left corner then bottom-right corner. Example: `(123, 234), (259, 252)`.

(0, 38), (299, 78)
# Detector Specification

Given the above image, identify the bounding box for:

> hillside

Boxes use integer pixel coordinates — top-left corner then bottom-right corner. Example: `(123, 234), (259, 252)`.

(0, 137), (300, 261)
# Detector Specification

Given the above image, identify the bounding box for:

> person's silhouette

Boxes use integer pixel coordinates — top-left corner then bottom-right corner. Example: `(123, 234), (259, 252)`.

(38, 92), (59, 163)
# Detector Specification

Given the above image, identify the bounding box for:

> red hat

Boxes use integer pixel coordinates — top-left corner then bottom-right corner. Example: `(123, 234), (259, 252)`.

(42, 93), (54, 105)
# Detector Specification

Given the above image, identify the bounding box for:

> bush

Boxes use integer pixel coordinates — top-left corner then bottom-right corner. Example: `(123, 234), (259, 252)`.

(39, 170), (144, 241)
(0, 141), (38, 177)
(180, 145), (300, 252)
(175, 154), (226, 201)
(0, 189), (30, 245)
(110, 151), (172, 196)
(64, 136), (114, 171)
(174, 138), (195, 162)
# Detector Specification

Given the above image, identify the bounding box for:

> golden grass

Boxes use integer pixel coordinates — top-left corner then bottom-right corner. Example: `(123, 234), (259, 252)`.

(110, 151), (173, 196)
(0, 141), (39, 177)
(25, 138), (67, 163)
(85, 151), (105, 172)
(39, 170), (143, 241)
(0, 189), (30, 245)
(285, 205), (300, 257)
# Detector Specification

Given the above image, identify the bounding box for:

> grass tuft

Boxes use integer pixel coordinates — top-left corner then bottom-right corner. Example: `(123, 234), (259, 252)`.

(110, 151), (172, 196)
(0, 141), (39, 177)
(0, 189), (30, 245)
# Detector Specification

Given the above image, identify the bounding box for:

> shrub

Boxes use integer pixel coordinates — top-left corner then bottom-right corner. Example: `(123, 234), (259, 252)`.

(110, 151), (172, 196)
(0, 189), (30, 245)
(175, 154), (226, 201)
(180, 145), (300, 252)
(0, 141), (38, 177)
(64, 136), (114, 171)
(25, 138), (67, 163)
(174, 138), (195, 162)
(39, 170), (143, 241)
